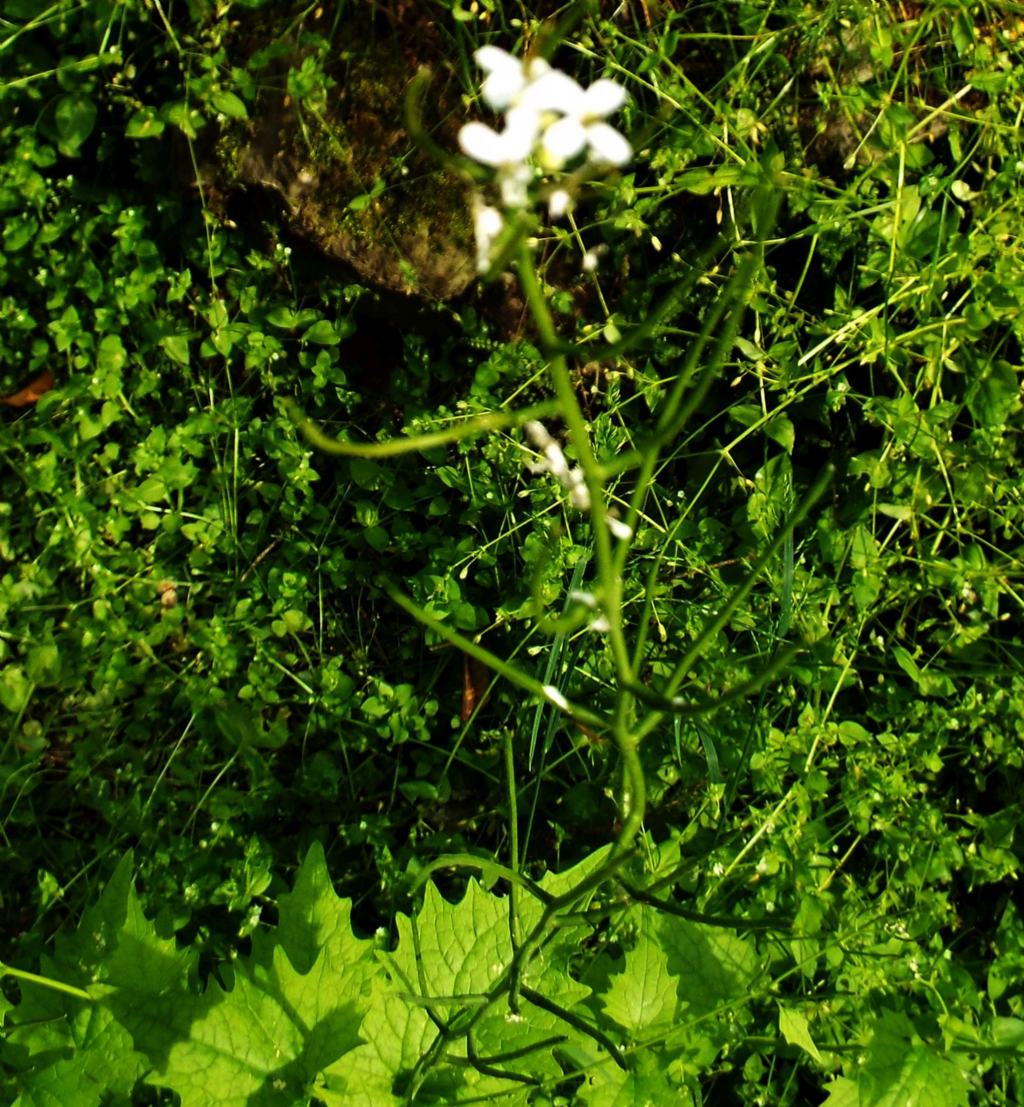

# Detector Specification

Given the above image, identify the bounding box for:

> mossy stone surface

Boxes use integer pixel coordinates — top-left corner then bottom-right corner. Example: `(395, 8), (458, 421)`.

(221, 21), (474, 301)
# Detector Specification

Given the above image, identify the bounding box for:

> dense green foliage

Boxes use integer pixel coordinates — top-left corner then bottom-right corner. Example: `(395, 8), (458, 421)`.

(1, 0), (1022, 1103)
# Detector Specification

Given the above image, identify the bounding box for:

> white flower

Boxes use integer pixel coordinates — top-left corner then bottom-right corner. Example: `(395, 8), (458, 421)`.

(472, 47), (584, 116)
(518, 68), (588, 116)
(542, 684), (570, 711)
(524, 420), (591, 510)
(459, 104), (539, 167)
(498, 161), (532, 208)
(474, 46), (548, 111)
(539, 78), (632, 167)
(460, 48), (632, 234)
(472, 199), (504, 273)
(606, 516), (633, 541)
(460, 106), (540, 208)
(548, 187), (572, 219)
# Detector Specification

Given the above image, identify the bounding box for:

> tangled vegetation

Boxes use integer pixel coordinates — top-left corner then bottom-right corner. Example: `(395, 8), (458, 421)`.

(0, 0), (1022, 1103)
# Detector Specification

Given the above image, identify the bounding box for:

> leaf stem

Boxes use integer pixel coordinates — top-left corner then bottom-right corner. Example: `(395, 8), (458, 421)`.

(0, 962), (92, 1002)
(285, 396), (561, 458)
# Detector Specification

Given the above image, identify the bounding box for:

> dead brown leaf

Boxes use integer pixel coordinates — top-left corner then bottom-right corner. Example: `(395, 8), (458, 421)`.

(0, 370), (55, 408)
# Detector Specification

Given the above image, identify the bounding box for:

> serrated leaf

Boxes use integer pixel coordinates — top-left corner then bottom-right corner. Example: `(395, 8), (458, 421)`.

(820, 1076), (860, 1107)
(601, 922), (679, 1033)
(157, 944), (366, 1107)
(652, 909), (762, 1018)
(254, 841), (374, 982)
(326, 882), (511, 1103)
(861, 1011), (969, 1107)
(826, 1012), (972, 1107)
(6, 1004), (143, 1107)
(319, 972), (443, 1107)
(578, 1049), (694, 1107)
(12, 1060), (103, 1107)
(54, 853), (138, 979)
(327, 874), (599, 1104)
(778, 1004), (824, 1063)
(5, 974), (145, 1107)
(3, 853), (195, 1085)
(411, 881), (510, 996)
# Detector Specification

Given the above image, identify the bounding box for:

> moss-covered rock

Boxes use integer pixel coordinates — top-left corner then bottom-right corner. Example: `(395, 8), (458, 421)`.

(218, 8), (475, 301)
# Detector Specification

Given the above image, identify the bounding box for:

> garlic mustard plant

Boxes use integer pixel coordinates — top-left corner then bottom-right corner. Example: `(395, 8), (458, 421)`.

(458, 45), (631, 270)
(538, 78), (632, 168)
(524, 420), (590, 511)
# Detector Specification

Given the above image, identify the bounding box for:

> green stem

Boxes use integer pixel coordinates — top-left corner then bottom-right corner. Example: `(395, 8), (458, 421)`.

(514, 242), (648, 869)
(520, 986), (628, 1071)
(413, 853), (553, 905)
(513, 243), (633, 688)
(0, 962), (92, 1002)
(285, 396), (560, 458)
(622, 642), (803, 717)
(504, 730), (521, 948)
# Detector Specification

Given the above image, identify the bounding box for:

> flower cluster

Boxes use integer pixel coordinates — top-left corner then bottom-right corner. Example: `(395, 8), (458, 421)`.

(524, 421), (632, 543)
(458, 46), (631, 269)
(524, 420), (590, 510)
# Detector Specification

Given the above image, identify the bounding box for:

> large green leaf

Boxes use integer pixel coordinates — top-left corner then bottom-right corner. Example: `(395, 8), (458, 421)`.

(155, 845), (374, 1106)
(600, 920), (679, 1034)
(253, 841), (375, 983)
(823, 1012), (970, 1107)
(7, 1004), (143, 1107)
(156, 945), (366, 1107)
(325, 871), (600, 1104)
(3, 855), (156, 1104)
(651, 908), (763, 1018)
(578, 1049), (695, 1106)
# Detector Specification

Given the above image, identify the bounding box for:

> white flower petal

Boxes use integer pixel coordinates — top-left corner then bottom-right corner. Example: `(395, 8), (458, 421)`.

(472, 202), (504, 272)
(524, 421), (552, 448)
(606, 516), (633, 540)
(474, 48), (528, 109)
(520, 69), (587, 114)
(525, 56), (551, 81)
(586, 122), (632, 166)
(567, 472), (591, 510)
(542, 684), (570, 711)
(498, 162), (532, 207)
(542, 116), (588, 165)
(474, 46), (519, 74)
(476, 205), (503, 236)
(548, 187), (572, 219)
(502, 106), (541, 160)
(583, 78), (627, 117)
(459, 122), (509, 166)
(481, 68), (527, 111)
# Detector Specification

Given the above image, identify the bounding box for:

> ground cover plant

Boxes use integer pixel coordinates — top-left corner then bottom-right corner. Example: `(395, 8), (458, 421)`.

(0, 0), (1022, 1103)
